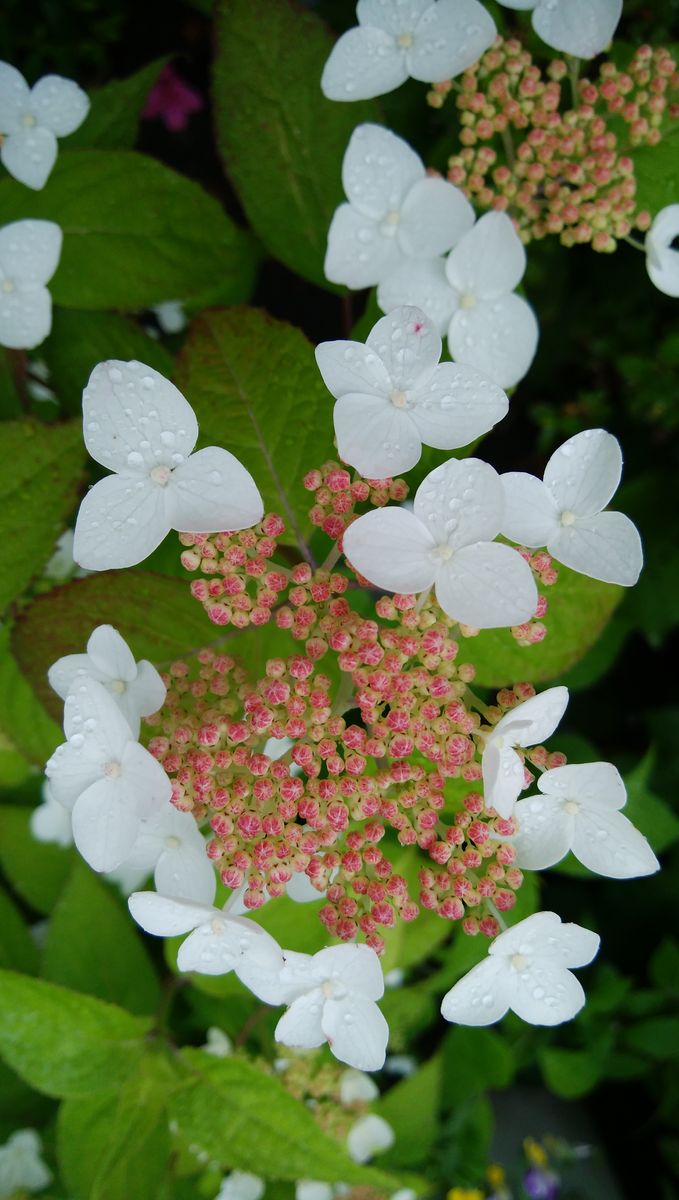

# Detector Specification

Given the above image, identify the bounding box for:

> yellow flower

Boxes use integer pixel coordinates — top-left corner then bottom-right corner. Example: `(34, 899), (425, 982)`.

(524, 1137), (549, 1167)
(487, 1163), (506, 1188)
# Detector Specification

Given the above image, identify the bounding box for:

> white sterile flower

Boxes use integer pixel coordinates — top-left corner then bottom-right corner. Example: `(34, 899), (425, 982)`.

(128, 887), (285, 998)
(511, 761), (660, 879)
(0, 1128), (52, 1196)
(72, 360), (264, 571)
(30, 781), (73, 848)
(482, 685), (568, 819)
(48, 623), (166, 739)
(115, 803), (215, 902)
(216, 1171), (265, 1200)
(500, 429), (643, 586)
(645, 204), (679, 298)
(340, 1067), (380, 1104)
(378, 211), (539, 388)
(296, 1183), (336, 1200)
(0, 219), (62, 349)
(0, 62), (89, 189)
(203, 1026), (234, 1057)
(153, 300), (187, 334)
(325, 123), (474, 290)
(347, 1113), (395, 1163)
(273, 944), (389, 1072)
(45, 676), (171, 872)
(498, 0), (622, 60)
(440, 910), (600, 1026)
(315, 306), (508, 477)
(343, 457), (537, 629)
(321, 0), (496, 101)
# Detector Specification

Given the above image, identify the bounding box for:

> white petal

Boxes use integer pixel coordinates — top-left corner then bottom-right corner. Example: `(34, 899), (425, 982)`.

(120, 740), (172, 814)
(0, 284), (52, 350)
(167, 447), (264, 533)
(177, 915), (273, 977)
(548, 511), (643, 586)
(378, 256), (457, 334)
(322, 993), (389, 1071)
(30, 74), (90, 136)
(357, 0), (432, 33)
(446, 212), (526, 299)
(71, 779), (140, 872)
(413, 456), (503, 548)
(47, 653), (97, 701)
(491, 911), (599, 970)
(366, 305), (442, 389)
(128, 891), (217, 936)
(30, 790), (73, 848)
(409, 361), (508, 450)
(342, 124), (423, 219)
(343, 507), (436, 593)
(448, 294), (539, 389)
(325, 204), (402, 289)
(321, 27), (408, 102)
(0, 62), (31, 132)
(45, 740), (102, 811)
(274, 950), (318, 1004)
(346, 1114), (394, 1164)
(512, 794), (573, 870)
(334, 394), (422, 476)
(493, 686), (569, 748)
(127, 661), (167, 717)
(498, 0), (539, 7)
(315, 339), (391, 400)
(409, 0), (497, 81)
(296, 1183), (334, 1200)
(482, 741), (525, 819)
(539, 761), (626, 812)
(572, 808), (660, 879)
(544, 429), (622, 518)
(0, 125), (57, 189)
(217, 1172), (265, 1200)
(646, 204), (679, 298)
(82, 360), (198, 474)
(234, 928), (287, 1002)
(0, 219), (62, 284)
(275, 990), (327, 1049)
(155, 841), (216, 904)
(399, 177), (475, 259)
(314, 943), (385, 1000)
(435, 541), (537, 628)
(73, 474), (169, 571)
(63, 675), (133, 754)
(440, 956), (509, 1024)
(500, 471), (559, 548)
(339, 1068), (380, 1103)
(510, 960), (586, 1025)
(286, 872), (325, 903)
(87, 624), (137, 681)
(532, 0), (622, 58)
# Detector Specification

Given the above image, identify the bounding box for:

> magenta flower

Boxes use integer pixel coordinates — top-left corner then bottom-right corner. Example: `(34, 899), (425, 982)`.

(142, 64), (203, 133)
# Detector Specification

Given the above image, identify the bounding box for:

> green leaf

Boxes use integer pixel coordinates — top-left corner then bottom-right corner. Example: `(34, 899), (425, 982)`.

(175, 307), (335, 546)
(0, 151), (258, 310)
(213, 0), (377, 289)
(0, 628), (62, 766)
(0, 419), (85, 613)
(649, 939), (679, 991)
(12, 571), (213, 720)
(0, 804), (74, 914)
(42, 862), (160, 1014)
(0, 969), (152, 1098)
(0, 349), (21, 419)
(623, 752), (679, 853)
(625, 1017), (679, 1060)
(378, 1055), (442, 1169)
(634, 127), (679, 214)
(0, 885), (39, 974)
(67, 60), (167, 150)
(469, 565), (624, 688)
(442, 1027), (514, 1103)
(539, 1047), (602, 1098)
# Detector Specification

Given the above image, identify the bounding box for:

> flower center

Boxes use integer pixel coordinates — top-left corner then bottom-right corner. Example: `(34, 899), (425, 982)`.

(397, 31), (414, 49)
(210, 917), (225, 935)
(322, 979), (336, 999)
(21, 112), (37, 127)
(165, 834), (181, 849)
(380, 209), (401, 238)
(150, 464), (172, 486)
(103, 760), (122, 779)
(430, 543), (454, 563)
(1, 278), (15, 293)
(110, 679), (127, 694)
(460, 292), (477, 309)
(390, 389), (408, 409)
(511, 953), (529, 971)
(564, 800), (580, 815)
(560, 509), (576, 527)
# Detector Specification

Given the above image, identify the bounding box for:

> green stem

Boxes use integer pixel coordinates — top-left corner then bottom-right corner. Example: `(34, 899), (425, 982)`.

(567, 55), (581, 108)
(486, 898), (507, 931)
(501, 125), (516, 170)
(320, 542), (341, 572)
(623, 233), (645, 252)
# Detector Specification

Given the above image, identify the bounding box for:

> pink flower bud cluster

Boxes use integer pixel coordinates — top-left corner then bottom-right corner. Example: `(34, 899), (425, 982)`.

(433, 38), (677, 252)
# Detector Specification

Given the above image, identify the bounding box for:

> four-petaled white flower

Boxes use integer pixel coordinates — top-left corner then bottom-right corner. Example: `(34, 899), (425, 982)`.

(128, 888), (285, 998)
(48, 623), (166, 739)
(500, 429), (643, 586)
(378, 211), (539, 388)
(498, 0), (621, 59)
(0, 1128), (52, 1197)
(115, 803), (215, 903)
(343, 457), (537, 630)
(440, 911), (600, 1026)
(347, 1113), (395, 1163)
(321, 0), (496, 101)
(325, 123), (474, 290)
(0, 61), (89, 189)
(0, 219), (62, 349)
(482, 686), (569, 819)
(511, 761), (660, 879)
(315, 306), (508, 477)
(272, 944), (389, 1071)
(72, 360), (264, 571)
(216, 1171), (265, 1200)
(45, 676), (171, 872)
(645, 204), (679, 298)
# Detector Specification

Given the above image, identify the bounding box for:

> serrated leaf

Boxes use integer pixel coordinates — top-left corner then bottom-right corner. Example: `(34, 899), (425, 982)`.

(67, 59), (168, 150)
(0, 885), (39, 974)
(0, 420), (85, 613)
(213, 0), (377, 288)
(0, 151), (258, 310)
(0, 628), (62, 766)
(0, 969), (151, 1098)
(174, 306), (335, 547)
(0, 804), (74, 913)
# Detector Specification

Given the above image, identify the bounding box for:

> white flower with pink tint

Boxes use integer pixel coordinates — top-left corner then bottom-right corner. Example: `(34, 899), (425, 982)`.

(482, 686), (569, 819)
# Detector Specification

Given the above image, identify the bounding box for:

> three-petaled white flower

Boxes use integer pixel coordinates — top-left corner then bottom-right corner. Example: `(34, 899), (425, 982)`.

(45, 676), (171, 872)
(48, 623), (166, 739)
(321, 0), (496, 101)
(500, 429), (643, 586)
(272, 944), (389, 1072)
(128, 887), (285, 998)
(0, 219), (62, 349)
(72, 360), (264, 571)
(511, 761), (660, 879)
(440, 910), (600, 1026)
(115, 804), (215, 903)
(498, 0), (621, 59)
(482, 686), (569, 819)
(0, 1128), (52, 1197)
(378, 211), (539, 389)
(645, 204), (679, 298)
(315, 306), (508, 477)
(343, 457), (537, 629)
(325, 124), (474, 290)
(0, 61), (89, 189)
